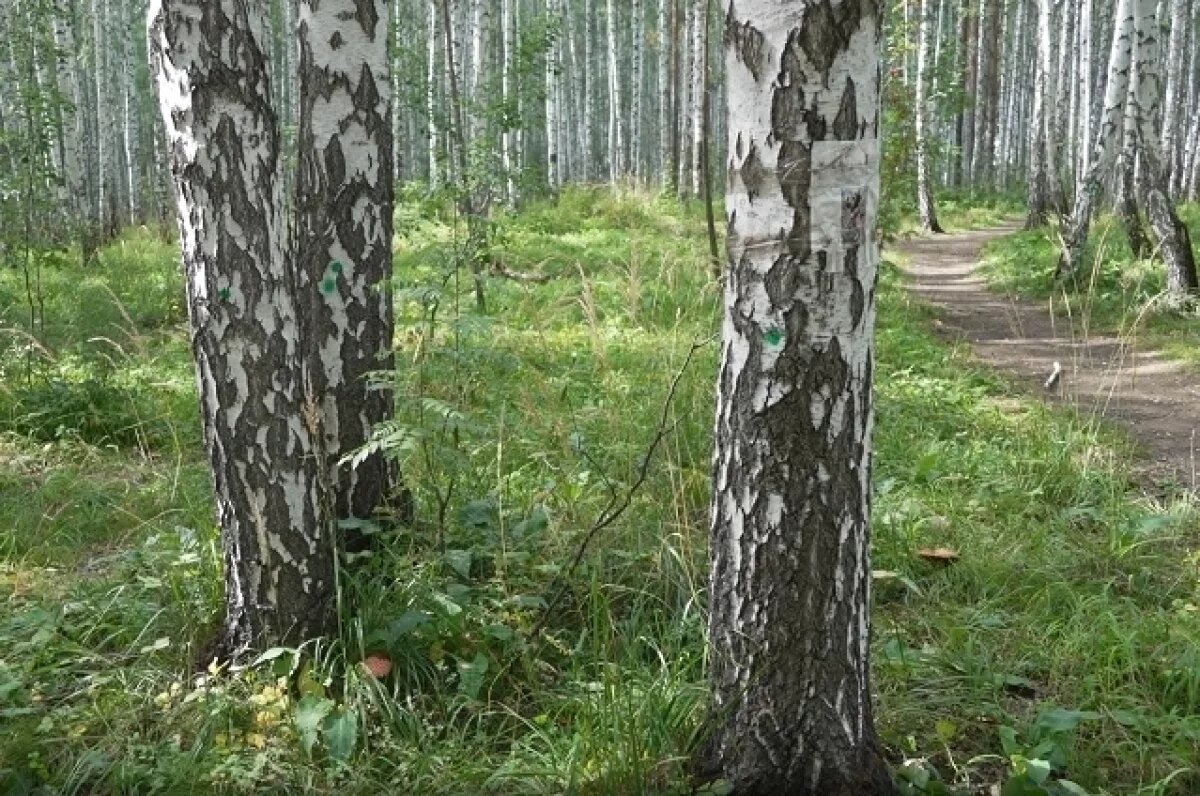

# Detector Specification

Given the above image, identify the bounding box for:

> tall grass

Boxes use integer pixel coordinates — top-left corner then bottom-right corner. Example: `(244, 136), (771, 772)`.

(0, 187), (1195, 794)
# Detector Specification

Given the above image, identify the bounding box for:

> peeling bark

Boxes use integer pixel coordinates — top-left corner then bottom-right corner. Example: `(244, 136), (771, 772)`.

(698, 1), (894, 793)
(295, 0), (407, 550)
(149, 0), (334, 656)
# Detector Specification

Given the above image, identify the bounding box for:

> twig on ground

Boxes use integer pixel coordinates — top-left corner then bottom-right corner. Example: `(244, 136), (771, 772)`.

(525, 334), (715, 642)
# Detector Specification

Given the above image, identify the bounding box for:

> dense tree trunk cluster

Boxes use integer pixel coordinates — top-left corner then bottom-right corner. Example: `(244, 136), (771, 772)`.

(4, 0), (1200, 283)
(891, 0), (1199, 295)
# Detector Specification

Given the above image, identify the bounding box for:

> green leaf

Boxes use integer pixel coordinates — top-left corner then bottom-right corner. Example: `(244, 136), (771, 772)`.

(1052, 781), (1091, 796)
(459, 498), (497, 530)
(897, 760), (931, 788)
(297, 666), (326, 698)
(322, 709), (358, 764)
(1035, 708), (1101, 734)
(935, 719), (958, 743)
(250, 647), (291, 667)
(999, 725), (1021, 756)
(388, 611), (431, 639)
(444, 549), (473, 580)
(139, 637), (171, 653)
(457, 652), (489, 700)
(482, 623), (516, 642)
(512, 505), (550, 537)
(1000, 778), (1048, 796)
(294, 696), (334, 756)
(1025, 758), (1052, 785)
(431, 591), (463, 616)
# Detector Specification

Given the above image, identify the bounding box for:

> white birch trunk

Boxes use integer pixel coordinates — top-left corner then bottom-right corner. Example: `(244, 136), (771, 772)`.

(148, 0), (333, 656)
(52, 0), (85, 228)
(1058, 0), (1137, 278)
(545, 0), (560, 189)
(1161, 0), (1189, 195)
(1129, 0), (1199, 294)
(295, 0), (404, 536)
(916, 0), (942, 232)
(701, 1), (892, 790)
(658, 0), (670, 182)
(502, 0), (515, 200)
(631, 0), (643, 181)
(689, 0), (705, 196)
(606, 0), (624, 181)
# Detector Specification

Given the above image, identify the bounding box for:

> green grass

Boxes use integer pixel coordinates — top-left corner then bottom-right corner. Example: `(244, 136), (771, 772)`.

(979, 206), (1200, 368)
(1, 186), (1197, 794)
(891, 190), (1026, 237)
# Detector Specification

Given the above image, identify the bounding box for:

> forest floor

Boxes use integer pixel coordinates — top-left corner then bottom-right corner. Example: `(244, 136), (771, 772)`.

(3, 193), (1199, 794)
(898, 225), (1200, 494)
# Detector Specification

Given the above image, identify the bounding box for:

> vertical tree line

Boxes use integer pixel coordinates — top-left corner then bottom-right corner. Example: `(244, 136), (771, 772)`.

(894, 0), (1199, 297)
(0, 0), (735, 260)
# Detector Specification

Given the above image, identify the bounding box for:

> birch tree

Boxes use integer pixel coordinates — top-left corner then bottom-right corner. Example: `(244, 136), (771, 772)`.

(1161, 0), (1189, 196)
(295, 0), (405, 543)
(606, 0), (624, 181)
(149, 0), (334, 656)
(699, 0), (895, 791)
(1129, 0), (1199, 296)
(915, 0), (942, 232)
(1057, 0), (1136, 280)
(1026, 0), (1053, 227)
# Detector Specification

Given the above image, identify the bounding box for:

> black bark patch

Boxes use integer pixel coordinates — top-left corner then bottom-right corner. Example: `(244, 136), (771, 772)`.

(831, 77), (858, 139)
(770, 81), (806, 142)
(724, 1), (767, 80)
(324, 137), (346, 189)
(797, 1), (840, 74)
(846, 248), (864, 328)
(330, 31), (344, 50)
(354, 63), (380, 110)
(795, 0), (873, 84)
(355, 0), (380, 37)
(764, 254), (803, 307)
(740, 141), (769, 203)
(777, 141), (811, 261)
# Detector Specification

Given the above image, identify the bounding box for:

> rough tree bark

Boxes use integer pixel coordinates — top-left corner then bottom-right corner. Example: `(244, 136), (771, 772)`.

(956, 0), (977, 187)
(698, 0), (895, 792)
(295, 0), (406, 549)
(915, 0), (943, 232)
(149, 0), (334, 657)
(1025, 0), (1052, 228)
(1129, 0), (1199, 296)
(1057, 0), (1136, 281)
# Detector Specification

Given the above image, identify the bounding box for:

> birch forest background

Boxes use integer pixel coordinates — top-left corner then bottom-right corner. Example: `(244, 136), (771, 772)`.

(5, 0), (1199, 245)
(3, 0), (1200, 793)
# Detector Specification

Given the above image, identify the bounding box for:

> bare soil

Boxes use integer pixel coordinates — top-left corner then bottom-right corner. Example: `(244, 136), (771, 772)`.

(895, 225), (1200, 493)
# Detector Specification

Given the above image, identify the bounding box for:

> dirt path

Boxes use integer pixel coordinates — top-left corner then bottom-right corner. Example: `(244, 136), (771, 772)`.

(895, 225), (1200, 492)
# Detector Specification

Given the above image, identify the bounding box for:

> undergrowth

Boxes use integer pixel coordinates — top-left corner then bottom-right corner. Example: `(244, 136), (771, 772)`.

(979, 206), (1200, 367)
(0, 186), (1196, 794)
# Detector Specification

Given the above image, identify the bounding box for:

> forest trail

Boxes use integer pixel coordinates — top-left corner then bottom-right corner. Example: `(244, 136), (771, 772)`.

(896, 225), (1200, 492)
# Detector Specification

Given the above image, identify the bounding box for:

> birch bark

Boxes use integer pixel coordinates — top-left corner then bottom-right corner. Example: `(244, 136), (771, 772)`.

(1057, 0), (1136, 280)
(1129, 0), (1199, 295)
(295, 0), (405, 543)
(606, 0), (624, 181)
(700, 0), (894, 791)
(1161, 0), (1189, 196)
(915, 0), (942, 232)
(149, 0), (333, 655)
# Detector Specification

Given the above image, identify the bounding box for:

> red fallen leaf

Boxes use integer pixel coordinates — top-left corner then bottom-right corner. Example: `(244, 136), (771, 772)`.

(360, 653), (393, 679)
(916, 547), (960, 565)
